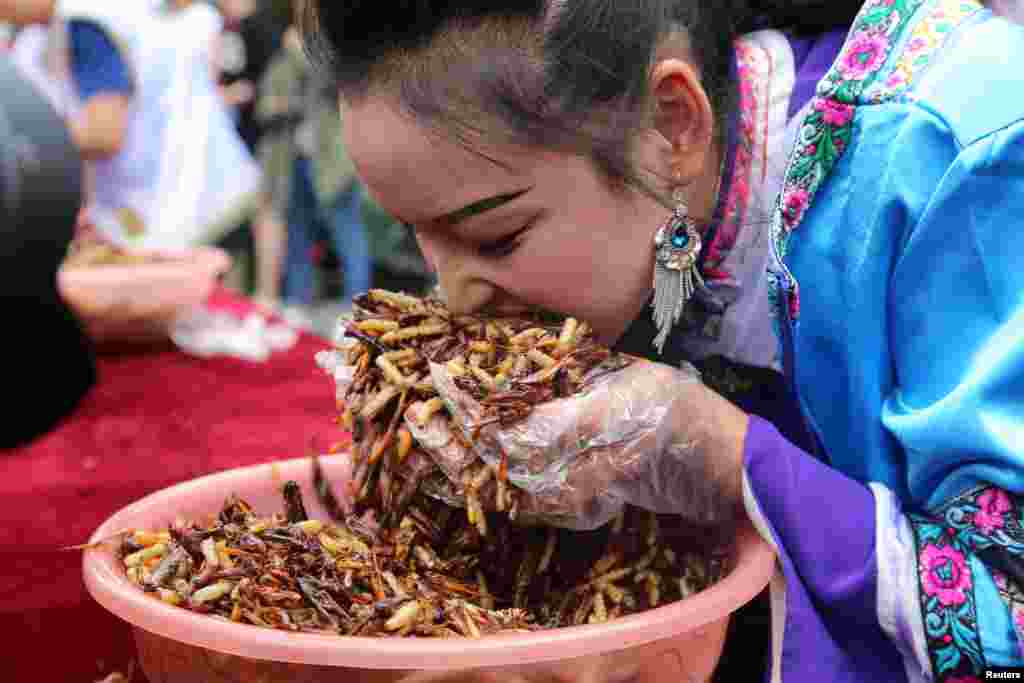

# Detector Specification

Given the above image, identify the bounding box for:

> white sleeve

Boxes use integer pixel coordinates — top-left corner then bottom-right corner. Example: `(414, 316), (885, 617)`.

(871, 483), (934, 683)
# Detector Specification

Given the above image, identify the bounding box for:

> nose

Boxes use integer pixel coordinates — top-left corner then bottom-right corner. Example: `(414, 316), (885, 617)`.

(416, 232), (495, 315)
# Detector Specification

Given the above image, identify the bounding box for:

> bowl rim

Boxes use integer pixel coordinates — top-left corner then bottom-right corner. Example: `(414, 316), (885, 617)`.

(58, 246), (232, 279)
(83, 455), (776, 670)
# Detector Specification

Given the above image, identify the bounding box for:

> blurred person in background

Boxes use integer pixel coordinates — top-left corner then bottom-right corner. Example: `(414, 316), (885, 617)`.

(0, 54), (93, 448)
(212, 0), (291, 301)
(215, 0), (289, 153)
(4, 0), (260, 252)
(256, 24), (371, 310)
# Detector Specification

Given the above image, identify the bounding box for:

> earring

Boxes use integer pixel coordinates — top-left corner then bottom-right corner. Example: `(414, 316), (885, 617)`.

(651, 185), (704, 355)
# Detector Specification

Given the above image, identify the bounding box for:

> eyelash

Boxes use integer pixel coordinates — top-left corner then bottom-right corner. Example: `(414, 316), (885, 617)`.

(477, 222), (531, 259)
(401, 221), (532, 259)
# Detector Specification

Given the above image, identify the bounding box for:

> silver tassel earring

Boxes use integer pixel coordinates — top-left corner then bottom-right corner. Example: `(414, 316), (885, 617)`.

(651, 186), (704, 355)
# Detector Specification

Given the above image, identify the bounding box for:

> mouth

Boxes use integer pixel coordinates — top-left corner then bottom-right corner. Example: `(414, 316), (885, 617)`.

(433, 283), (571, 324)
(479, 305), (570, 326)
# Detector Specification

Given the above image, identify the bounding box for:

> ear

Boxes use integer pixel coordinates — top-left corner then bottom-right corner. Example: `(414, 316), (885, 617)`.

(650, 58), (715, 182)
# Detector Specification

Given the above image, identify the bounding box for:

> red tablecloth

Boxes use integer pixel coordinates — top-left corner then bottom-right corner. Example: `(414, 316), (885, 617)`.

(1, 290), (341, 681)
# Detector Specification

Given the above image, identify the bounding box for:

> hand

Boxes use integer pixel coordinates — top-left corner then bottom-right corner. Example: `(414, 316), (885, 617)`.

(221, 80), (255, 107)
(75, 207), (93, 236)
(412, 359), (748, 531)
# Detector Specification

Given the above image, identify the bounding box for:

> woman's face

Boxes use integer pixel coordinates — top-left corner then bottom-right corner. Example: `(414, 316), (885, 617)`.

(344, 96), (668, 346)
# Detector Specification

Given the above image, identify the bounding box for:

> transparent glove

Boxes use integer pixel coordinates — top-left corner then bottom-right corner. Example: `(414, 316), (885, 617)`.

(404, 399), (477, 487)
(415, 359), (746, 532)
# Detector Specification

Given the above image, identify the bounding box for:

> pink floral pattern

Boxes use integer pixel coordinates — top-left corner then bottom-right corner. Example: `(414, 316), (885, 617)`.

(767, 2), (999, 679)
(814, 99), (855, 127)
(975, 489), (1013, 534)
(868, 0), (984, 102)
(920, 542), (972, 606)
(781, 188), (810, 229)
(700, 37), (771, 284)
(912, 485), (1024, 681)
(769, 0), (916, 323)
(770, 0), (983, 325)
(838, 32), (892, 80)
(883, 69), (911, 90)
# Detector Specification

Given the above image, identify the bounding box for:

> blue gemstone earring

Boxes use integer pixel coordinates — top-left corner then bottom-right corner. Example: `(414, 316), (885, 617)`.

(651, 186), (704, 355)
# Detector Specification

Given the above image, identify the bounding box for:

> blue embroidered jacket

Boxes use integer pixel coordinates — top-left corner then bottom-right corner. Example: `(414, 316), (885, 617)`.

(745, 1), (1024, 681)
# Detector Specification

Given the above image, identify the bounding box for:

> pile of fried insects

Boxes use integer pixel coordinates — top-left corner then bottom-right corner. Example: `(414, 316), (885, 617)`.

(111, 289), (730, 637)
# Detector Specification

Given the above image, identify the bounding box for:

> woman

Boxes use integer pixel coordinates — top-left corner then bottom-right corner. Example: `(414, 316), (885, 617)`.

(303, 1), (1024, 681)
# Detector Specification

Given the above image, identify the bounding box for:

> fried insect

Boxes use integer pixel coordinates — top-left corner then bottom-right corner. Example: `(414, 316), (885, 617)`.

(118, 482), (728, 637)
(323, 289), (636, 529)
(110, 290), (730, 638)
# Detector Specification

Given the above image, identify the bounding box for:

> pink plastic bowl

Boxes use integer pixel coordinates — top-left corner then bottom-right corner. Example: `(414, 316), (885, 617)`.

(83, 455), (775, 683)
(58, 246), (231, 346)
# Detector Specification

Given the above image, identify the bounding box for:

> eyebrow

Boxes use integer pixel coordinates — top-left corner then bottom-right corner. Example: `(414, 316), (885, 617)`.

(436, 188), (532, 227)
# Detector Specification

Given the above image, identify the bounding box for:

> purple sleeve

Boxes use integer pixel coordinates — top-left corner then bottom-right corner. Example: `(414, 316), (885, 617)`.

(743, 416), (907, 681)
(745, 415), (876, 613)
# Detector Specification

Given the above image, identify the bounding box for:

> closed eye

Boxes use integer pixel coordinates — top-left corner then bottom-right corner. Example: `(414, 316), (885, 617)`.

(403, 215), (536, 259)
(477, 220), (534, 259)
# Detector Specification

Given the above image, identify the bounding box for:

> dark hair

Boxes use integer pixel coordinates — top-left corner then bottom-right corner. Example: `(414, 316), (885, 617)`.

(302, 0), (864, 201)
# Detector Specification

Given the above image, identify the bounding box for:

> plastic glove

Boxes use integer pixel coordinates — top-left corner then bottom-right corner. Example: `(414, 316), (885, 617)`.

(413, 359), (747, 532)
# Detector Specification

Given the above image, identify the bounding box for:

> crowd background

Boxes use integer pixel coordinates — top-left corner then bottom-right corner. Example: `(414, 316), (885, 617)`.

(1, 0), (433, 339)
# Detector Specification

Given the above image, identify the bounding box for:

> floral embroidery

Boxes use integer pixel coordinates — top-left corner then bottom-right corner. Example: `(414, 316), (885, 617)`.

(768, 0), (982, 324)
(975, 489), (1013, 535)
(838, 31), (893, 79)
(769, 0), (927, 323)
(780, 187), (811, 229)
(701, 37), (772, 284)
(814, 99), (855, 127)
(764, 1), (1004, 679)
(921, 542), (973, 606)
(867, 0), (985, 102)
(911, 486), (1024, 681)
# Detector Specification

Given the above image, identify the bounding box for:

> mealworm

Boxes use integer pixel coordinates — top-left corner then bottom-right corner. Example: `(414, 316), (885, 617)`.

(369, 289), (422, 311)
(376, 355), (409, 387)
(396, 428), (413, 463)
(557, 318), (579, 352)
(510, 328), (546, 345)
(415, 398), (445, 427)
(361, 384), (401, 419)
(357, 319), (400, 334)
(527, 349), (557, 369)
(468, 341), (494, 354)
(382, 349), (418, 363)
(380, 323), (449, 345)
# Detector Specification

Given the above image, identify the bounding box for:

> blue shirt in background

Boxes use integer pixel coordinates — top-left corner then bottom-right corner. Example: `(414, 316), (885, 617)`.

(67, 20), (132, 100)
